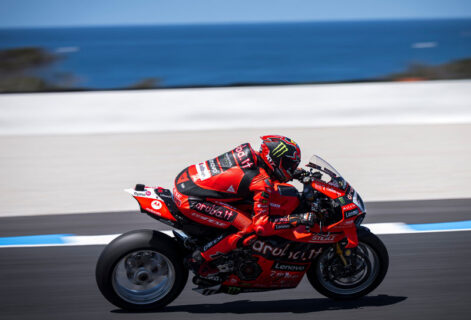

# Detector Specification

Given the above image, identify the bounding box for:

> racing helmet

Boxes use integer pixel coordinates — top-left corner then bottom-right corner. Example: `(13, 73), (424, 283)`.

(259, 135), (301, 182)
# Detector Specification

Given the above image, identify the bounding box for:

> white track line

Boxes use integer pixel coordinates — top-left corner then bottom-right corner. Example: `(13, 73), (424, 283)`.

(1, 224), (471, 248)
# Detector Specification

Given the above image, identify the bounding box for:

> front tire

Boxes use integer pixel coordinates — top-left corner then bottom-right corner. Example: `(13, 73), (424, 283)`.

(307, 226), (389, 300)
(96, 229), (188, 311)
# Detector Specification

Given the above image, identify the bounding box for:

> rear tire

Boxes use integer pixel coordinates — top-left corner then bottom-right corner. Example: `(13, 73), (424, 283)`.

(307, 226), (389, 300)
(96, 229), (188, 311)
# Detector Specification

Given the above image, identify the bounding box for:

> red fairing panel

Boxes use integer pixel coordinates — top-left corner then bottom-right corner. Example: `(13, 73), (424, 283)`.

(132, 189), (177, 222)
(222, 256), (308, 289)
(312, 180), (345, 199)
(269, 183), (300, 217)
(276, 226), (345, 244)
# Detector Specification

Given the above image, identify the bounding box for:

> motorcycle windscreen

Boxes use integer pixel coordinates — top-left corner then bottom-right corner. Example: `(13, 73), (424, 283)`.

(307, 155), (348, 190)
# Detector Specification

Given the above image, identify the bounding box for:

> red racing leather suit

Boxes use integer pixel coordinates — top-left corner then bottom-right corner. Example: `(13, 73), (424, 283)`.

(173, 143), (296, 261)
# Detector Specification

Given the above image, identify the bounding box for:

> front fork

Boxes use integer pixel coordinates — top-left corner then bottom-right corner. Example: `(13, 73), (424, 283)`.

(336, 225), (358, 266)
(335, 242), (356, 266)
(336, 243), (348, 266)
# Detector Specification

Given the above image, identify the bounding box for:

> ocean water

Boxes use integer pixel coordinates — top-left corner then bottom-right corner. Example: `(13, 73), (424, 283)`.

(1, 19), (471, 89)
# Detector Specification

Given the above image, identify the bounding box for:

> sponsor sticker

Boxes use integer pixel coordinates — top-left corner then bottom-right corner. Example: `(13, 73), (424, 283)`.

(176, 171), (190, 184)
(271, 216), (289, 223)
(265, 154), (275, 167)
(274, 224), (291, 230)
(311, 234), (336, 241)
(347, 187), (354, 200)
(189, 200), (237, 221)
(190, 212), (228, 227)
(227, 287), (241, 295)
(207, 159), (221, 176)
(345, 209), (359, 218)
(234, 144), (254, 169)
(218, 152), (234, 169)
(196, 162), (211, 181)
(203, 234), (225, 251)
(343, 203), (356, 211)
(172, 188), (183, 206)
(251, 240), (323, 261)
(134, 189), (154, 198)
(151, 200), (163, 210)
(272, 142), (289, 158)
(146, 207), (162, 216)
(272, 262), (307, 272)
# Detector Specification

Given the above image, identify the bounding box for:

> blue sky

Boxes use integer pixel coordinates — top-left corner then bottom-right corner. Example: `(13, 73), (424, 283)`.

(1, 0), (470, 28)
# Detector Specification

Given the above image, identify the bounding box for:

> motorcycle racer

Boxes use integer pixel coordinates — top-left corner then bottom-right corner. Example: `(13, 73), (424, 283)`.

(173, 135), (314, 277)
(97, 141), (388, 310)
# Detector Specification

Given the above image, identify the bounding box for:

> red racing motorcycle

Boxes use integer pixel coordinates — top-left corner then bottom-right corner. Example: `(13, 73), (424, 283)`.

(96, 155), (389, 311)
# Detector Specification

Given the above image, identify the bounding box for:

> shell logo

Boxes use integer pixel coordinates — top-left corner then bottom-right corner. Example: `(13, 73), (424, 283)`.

(151, 200), (163, 210)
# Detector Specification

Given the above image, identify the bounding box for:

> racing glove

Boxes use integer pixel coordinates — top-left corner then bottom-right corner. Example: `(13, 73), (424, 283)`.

(288, 212), (315, 227)
(292, 168), (307, 180)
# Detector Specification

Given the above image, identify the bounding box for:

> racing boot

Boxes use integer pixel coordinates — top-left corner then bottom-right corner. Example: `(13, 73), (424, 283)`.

(190, 251), (226, 287)
(191, 231), (257, 285)
(190, 250), (220, 277)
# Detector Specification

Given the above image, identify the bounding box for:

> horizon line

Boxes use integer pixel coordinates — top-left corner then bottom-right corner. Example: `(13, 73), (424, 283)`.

(1, 16), (471, 30)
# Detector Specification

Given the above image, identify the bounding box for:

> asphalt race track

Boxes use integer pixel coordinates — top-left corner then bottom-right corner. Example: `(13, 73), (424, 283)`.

(1, 199), (471, 320)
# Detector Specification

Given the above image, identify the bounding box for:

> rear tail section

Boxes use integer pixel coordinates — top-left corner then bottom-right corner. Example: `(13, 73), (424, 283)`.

(125, 184), (180, 227)
(126, 184), (234, 239)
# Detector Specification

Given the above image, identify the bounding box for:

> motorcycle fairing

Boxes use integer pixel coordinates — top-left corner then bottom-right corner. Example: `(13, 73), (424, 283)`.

(269, 183), (300, 216)
(308, 181), (363, 248)
(222, 255), (310, 290)
(125, 186), (178, 224)
(249, 235), (328, 262)
(312, 179), (345, 199)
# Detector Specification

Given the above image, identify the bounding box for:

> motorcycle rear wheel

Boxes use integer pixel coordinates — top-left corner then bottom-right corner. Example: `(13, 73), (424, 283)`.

(96, 229), (188, 311)
(307, 226), (389, 300)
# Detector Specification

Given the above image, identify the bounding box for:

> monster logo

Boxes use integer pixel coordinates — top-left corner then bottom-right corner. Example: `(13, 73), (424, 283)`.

(262, 135), (301, 163)
(272, 143), (289, 158)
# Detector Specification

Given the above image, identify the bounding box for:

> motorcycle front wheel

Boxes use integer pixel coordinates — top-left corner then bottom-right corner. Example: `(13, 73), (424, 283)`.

(96, 229), (188, 311)
(307, 226), (389, 300)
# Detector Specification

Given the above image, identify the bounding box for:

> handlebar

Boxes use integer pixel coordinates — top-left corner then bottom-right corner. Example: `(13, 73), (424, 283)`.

(293, 168), (322, 182)
(292, 168), (308, 181)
